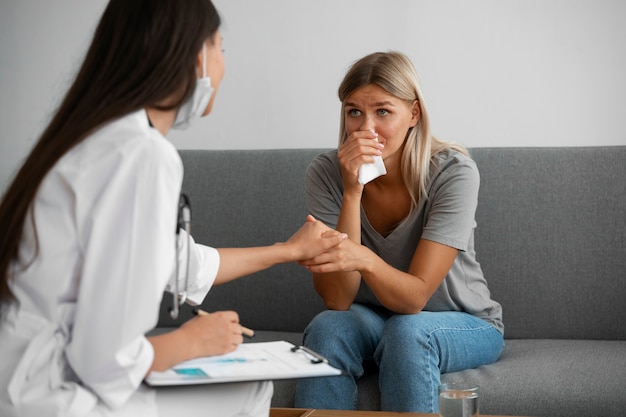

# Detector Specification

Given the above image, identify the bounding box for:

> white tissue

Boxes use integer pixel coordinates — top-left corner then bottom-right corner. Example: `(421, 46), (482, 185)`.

(358, 154), (387, 185)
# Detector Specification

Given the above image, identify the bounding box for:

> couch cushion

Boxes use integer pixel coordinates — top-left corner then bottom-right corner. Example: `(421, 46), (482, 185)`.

(442, 339), (626, 417)
(248, 333), (626, 417)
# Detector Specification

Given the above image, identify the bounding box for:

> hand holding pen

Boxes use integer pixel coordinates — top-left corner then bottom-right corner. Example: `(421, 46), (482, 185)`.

(178, 309), (254, 358)
(194, 308), (254, 338)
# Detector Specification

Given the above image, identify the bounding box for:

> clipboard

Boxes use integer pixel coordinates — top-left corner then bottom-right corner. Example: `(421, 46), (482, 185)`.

(144, 340), (342, 386)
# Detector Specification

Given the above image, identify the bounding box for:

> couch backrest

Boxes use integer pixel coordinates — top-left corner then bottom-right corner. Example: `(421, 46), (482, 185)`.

(158, 147), (626, 340)
(471, 147), (625, 340)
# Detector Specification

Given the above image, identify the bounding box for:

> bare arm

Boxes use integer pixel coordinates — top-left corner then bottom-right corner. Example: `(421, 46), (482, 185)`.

(214, 215), (347, 285)
(147, 310), (243, 373)
(309, 130), (385, 309)
(303, 238), (458, 314)
(363, 238), (458, 313)
(147, 218), (346, 374)
(310, 190), (362, 310)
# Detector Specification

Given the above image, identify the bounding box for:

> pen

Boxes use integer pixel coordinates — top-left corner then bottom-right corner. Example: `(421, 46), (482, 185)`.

(193, 308), (255, 338)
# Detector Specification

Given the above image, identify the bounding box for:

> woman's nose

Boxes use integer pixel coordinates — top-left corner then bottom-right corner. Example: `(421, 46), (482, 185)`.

(359, 116), (375, 132)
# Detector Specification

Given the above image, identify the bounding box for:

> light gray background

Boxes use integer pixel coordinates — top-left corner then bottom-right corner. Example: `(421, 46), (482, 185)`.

(1, 0), (625, 191)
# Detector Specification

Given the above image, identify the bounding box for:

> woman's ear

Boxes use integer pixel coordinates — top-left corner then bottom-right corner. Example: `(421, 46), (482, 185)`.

(194, 44), (205, 77)
(410, 100), (421, 127)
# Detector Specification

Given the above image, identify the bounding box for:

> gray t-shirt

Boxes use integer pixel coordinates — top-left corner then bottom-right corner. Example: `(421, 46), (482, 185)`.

(305, 149), (503, 333)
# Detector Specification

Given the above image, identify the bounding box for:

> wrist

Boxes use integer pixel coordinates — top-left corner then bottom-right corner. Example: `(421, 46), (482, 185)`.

(342, 189), (363, 204)
(360, 246), (377, 276)
(273, 241), (298, 263)
(176, 322), (199, 361)
(148, 326), (196, 372)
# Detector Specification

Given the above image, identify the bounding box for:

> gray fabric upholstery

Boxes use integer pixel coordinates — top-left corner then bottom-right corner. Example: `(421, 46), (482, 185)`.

(471, 148), (626, 340)
(155, 147), (626, 416)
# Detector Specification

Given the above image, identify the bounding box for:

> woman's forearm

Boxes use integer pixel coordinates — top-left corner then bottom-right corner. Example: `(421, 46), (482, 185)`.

(214, 217), (347, 285)
(312, 270), (361, 310)
(214, 244), (294, 285)
(147, 329), (193, 373)
(361, 239), (460, 314)
(312, 192), (362, 309)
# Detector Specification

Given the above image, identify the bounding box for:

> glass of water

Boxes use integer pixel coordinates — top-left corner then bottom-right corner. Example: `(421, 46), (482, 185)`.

(438, 382), (479, 417)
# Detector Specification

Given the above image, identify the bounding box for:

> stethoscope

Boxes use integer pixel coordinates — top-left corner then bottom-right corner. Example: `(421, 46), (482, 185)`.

(170, 193), (191, 320)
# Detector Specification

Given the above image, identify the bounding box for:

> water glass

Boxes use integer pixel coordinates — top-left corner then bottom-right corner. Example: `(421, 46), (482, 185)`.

(438, 382), (479, 417)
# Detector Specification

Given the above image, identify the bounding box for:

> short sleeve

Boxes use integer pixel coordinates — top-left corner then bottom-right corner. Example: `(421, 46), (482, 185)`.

(421, 157), (480, 251)
(167, 230), (220, 306)
(305, 151), (344, 229)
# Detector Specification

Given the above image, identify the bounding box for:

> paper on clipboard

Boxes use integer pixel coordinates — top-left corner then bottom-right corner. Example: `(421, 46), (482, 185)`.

(144, 340), (342, 386)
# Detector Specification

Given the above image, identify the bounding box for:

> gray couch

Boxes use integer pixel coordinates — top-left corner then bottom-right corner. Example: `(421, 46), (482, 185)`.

(156, 147), (626, 417)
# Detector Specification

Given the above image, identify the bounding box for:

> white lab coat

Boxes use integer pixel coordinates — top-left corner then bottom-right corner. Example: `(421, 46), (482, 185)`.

(0, 110), (268, 417)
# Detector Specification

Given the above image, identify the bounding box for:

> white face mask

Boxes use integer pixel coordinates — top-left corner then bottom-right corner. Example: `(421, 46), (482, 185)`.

(172, 45), (214, 130)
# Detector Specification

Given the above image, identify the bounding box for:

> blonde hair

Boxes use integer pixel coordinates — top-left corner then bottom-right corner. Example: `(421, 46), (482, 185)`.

(338, 51), (468, 208)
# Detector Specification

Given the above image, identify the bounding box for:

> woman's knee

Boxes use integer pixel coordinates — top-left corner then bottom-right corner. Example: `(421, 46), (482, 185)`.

(382, 313), (429, 344)
(304, 306), (379, 342)
(304, 310), (350, 340)
(380, 312), (503, 373)
(377, 312), (460, 362)
(303, 305), (385, 361)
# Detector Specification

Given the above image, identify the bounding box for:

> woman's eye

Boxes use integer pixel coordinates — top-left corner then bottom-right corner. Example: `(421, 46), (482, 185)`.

(347, 109), (361, 117)
(377, 109), (389, 116)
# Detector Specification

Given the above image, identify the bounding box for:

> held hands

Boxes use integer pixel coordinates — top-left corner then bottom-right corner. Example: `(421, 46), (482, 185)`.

(298, 234), (373, 274)
(285, 215), (348, 261)
(292, 216), (374, 275)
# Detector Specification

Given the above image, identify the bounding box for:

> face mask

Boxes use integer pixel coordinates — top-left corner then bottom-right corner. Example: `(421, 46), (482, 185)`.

(172, 45), (214, 130)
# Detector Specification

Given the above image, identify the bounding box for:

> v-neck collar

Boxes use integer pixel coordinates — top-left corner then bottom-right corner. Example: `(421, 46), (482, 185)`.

(360, 202), (421, 243)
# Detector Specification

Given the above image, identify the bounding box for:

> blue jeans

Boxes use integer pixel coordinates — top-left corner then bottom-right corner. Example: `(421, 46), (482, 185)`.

(294, 303), (504, 413)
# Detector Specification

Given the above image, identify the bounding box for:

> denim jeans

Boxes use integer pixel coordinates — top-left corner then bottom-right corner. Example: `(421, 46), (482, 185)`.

(294, 303), (504, 413)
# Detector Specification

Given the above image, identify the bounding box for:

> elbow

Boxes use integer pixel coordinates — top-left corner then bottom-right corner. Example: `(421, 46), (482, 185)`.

(323, 298), (352, 311)
(317, 286), (352, 310)
(395, 305), (424, 315)
(313, 275), (356, 311)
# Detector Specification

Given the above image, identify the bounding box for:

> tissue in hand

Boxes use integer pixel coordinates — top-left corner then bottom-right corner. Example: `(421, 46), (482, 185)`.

(358, 154), (387, 185)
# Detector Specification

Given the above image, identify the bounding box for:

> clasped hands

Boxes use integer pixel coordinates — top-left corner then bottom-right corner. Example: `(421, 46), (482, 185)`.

(289, 215), (365, 274)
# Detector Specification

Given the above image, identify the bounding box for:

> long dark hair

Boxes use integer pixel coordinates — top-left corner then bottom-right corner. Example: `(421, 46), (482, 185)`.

(0, 0), (221, 305)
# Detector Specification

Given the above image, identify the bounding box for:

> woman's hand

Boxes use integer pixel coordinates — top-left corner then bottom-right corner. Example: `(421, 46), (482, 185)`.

(148, 310), (246, 373)
(299, 237), (369, 310)
(305, 131), (382, 310)
(338, 129), (384, 194)
(299, 236), (373, 274)
(179, 310), (244, 358)
(284, 215), (347, 261)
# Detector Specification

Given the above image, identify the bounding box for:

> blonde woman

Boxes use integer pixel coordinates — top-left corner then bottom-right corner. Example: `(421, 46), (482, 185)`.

(294, 51), (504, 413)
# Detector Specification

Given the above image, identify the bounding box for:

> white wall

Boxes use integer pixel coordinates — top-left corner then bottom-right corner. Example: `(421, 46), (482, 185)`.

(1, 0), (625, 190)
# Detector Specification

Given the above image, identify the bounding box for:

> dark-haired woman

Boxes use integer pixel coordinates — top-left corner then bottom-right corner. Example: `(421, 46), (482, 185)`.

(0, 1), (345, 416)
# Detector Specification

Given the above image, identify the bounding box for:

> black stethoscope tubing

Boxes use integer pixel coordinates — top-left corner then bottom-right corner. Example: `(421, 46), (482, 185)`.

(170, 193), (191, 319)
